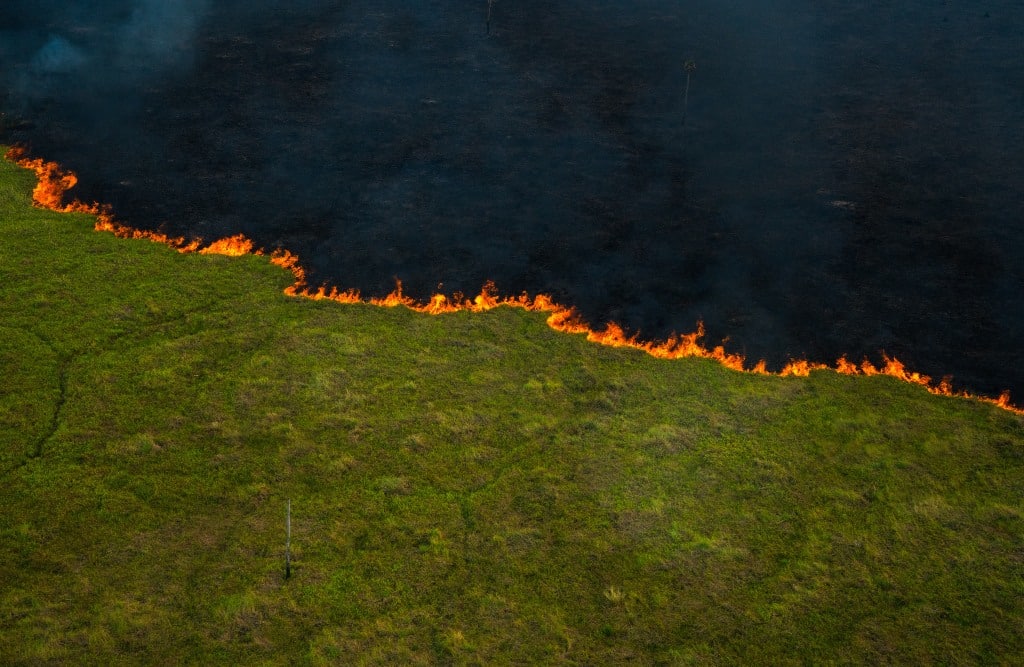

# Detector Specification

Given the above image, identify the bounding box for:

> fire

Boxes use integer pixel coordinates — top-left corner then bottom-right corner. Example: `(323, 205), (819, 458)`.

(199, 234), (254, 257)
(780, 359), (830, 377)
(7, 147), (208, 253)
(6, 146), (1022, 416)
(834, 356), (856, 375)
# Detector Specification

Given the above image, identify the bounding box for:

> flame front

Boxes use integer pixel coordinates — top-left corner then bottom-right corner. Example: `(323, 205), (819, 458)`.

(6, 146), (1021, 416)
(199, 234), (254, 257)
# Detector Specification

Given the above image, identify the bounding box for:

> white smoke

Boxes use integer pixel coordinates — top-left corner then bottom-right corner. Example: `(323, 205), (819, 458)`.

(118, 0), (210, 69)
(30, 35), (87, 74)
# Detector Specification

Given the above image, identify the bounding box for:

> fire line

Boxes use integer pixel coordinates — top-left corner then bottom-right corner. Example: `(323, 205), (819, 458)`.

(6, 146), (1021, 416)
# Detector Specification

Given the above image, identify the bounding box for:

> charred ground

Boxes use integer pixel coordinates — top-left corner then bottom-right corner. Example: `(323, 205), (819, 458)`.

(2, 0), (1022, 397)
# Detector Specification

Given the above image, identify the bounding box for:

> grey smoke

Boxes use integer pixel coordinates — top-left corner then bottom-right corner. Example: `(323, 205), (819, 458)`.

(7, 0), (208, 100)
(117, 0), (209, 70)
(31, 36), (87, 74)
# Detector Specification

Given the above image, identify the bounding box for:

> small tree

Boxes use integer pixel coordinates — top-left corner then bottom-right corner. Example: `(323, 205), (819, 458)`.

(486, 0), (496, 35)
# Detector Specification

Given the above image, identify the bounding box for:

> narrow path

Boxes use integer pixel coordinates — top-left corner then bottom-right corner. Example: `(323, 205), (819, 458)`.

(30, 354), (72, 459)
(0, 305), (216, 480)
(0, 327), (64, 479)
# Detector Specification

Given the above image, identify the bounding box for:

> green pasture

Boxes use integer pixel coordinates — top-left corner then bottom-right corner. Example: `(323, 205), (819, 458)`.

(1, 150), (1021, 664)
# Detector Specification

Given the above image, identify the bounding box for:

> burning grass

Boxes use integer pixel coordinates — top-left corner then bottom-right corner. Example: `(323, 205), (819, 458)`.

(1, 147), (1022, 663)
(6, 146), (1021, 416)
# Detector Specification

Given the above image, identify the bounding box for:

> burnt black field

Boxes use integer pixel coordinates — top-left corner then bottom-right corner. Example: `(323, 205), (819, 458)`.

(2, 1), (1023, 399)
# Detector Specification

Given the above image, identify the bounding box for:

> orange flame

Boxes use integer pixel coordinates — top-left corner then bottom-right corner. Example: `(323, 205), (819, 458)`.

(199, 234), (254, 257)
(6, 146), (1022, 416)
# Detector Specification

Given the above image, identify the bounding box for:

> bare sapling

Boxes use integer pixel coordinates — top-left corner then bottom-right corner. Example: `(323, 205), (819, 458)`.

(285, 499), (292, 579)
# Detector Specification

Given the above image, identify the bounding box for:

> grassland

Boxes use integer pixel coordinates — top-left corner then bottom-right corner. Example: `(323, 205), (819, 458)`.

(0, 149), (1022, 664)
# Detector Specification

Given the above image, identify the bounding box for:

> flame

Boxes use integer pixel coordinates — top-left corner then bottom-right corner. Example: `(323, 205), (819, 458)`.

(6, 146), (1022, 416)
(6, 147), (209, 253)
(199, 234), (254, 257)
(780, 359), (829, 377)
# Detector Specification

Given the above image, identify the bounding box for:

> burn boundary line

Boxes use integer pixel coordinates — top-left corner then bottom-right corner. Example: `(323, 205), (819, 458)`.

(6, 146), (1021, 417)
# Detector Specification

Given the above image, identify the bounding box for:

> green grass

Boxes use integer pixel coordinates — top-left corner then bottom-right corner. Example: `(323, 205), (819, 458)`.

(1, 149), (1022, 664)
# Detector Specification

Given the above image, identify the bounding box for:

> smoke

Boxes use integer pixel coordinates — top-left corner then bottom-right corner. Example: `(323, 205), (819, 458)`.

(5, 0), (208, 103)
(30, 35), (87, 74)
(2, 0), (1023, 398)
(117, 0), (209, 71)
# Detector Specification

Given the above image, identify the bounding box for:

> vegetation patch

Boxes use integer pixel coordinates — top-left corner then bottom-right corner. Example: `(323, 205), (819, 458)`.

(1, 150), (1022, 663)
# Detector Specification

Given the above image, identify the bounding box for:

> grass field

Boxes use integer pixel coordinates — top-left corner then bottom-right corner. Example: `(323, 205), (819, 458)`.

(1, 149), (1022, 664)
